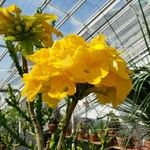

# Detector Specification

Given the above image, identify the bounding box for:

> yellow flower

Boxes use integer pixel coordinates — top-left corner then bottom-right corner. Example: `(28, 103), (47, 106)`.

(23, 34), (132, 108)
(89, 34), (107, 50)
(22, 64), (58, 101)
(23, 13), (63, 48)
(67, 49), (109, 84)
(111, 57), (130, 79)
(93, 72), (132, 107)
(42, 93), (61, 109)
(28, 34), (87, 67)
(22, 64), (76, 105)
(45, 74), (76, 99)
(48, 34), (87, 68)
(27, 48), (51, 64)
(0, 4), (62, 55)
(22, 73), (42, 101)
(0, 4), (21, 23)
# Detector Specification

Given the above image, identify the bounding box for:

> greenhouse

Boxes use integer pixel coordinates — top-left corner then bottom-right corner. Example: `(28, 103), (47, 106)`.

(0, 0), (150, 149)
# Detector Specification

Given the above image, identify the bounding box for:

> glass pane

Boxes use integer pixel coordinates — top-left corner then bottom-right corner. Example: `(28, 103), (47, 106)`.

(59, 17), (81, 35)
(44, 4), (66, 24)
(51, 0), (79, 12)
(105, 0), (126, 20)
(0, 53), (13, 70)
(111, 8), (135, 30)
(73, 0), (109, 23)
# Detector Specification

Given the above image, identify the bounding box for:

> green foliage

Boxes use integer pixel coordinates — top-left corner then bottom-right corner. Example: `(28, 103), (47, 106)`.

(0, 108), (32, 149)
(0, 84), (55, 149)
(19, 40), (34, 55)
(119, 67), (150, 126)
(117, 128), (129, 138)
(6, 85), (32, 124)
(6, 41), (24, 77)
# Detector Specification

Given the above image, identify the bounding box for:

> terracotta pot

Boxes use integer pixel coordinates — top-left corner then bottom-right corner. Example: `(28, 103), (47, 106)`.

(90, 133), (99, 142)
(127, 148), (140, 150)
(108, 128), (118, 138)
(77, 132), (85, 140)
(83, 133), (89, 140)
(142, 146), (149, 150)
(132, 138), (141, 149)
(116, 136), (127, 147)
(144, 140), (150, 148)
(77, 132), (89, 140)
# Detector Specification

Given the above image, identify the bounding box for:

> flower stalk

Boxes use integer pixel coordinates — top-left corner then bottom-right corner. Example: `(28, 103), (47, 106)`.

(22, 56), (44, 150)
(57, 96), (78, 150)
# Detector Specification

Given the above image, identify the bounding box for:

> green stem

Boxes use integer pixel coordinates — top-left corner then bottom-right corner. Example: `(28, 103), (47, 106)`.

(22, 56), (43, 150)
(28, 102), (44, 150)
(6, 41), (23, 77)
(5, 85), (32, 124)
(35, 94), (43, 129)
(5, 98), (32, 124)
(57, 96), (78, 150)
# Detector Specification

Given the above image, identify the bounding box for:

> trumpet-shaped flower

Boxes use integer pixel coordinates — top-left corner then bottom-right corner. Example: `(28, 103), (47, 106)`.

(22, 64), (76, 102)
(22, 73), (42, 101)
(23, 34), (132, 108)
(67, 49), (109, 84)
(42, 93), (61, 109)
(93, 72), (132, 107)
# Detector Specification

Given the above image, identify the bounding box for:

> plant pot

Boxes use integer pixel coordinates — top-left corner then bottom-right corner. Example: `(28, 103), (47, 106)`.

(77, 132), (85, 140)
(144, 140), (150, 148)
(131, 137), (141, 149)
(84, 133), (89, 140)
(108, 128), (118, 136)
(116, 136), (127, 147)
(142, 146), (149, 150)
(77, 132), (89, 140)
(90, 133), (99, 142)
(127, 148), (141, 150)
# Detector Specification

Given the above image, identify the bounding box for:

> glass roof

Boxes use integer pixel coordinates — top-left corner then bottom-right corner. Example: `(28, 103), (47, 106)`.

(0, 0), (150, 115)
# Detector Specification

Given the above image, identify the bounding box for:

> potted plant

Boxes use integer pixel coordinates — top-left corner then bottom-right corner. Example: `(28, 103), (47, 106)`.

(116, 128), (129, 148)
(89, 124), (99, 142)
(77, 121), (89, 141)
(89, 130), (99, 142)
(107, 112), (121, 137)
(105, 112), (120, 146)
(116, 128), (140, 149)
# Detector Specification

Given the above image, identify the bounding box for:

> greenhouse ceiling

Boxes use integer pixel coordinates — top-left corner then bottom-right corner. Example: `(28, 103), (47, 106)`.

(0, 0), (150, 108)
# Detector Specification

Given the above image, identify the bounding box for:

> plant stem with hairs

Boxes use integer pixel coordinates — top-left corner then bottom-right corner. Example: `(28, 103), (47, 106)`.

(6, 41), (44, 150)
(22, 56), (44, 150)
(57, 96), (78, 150)
(57, 84), (89, 150)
